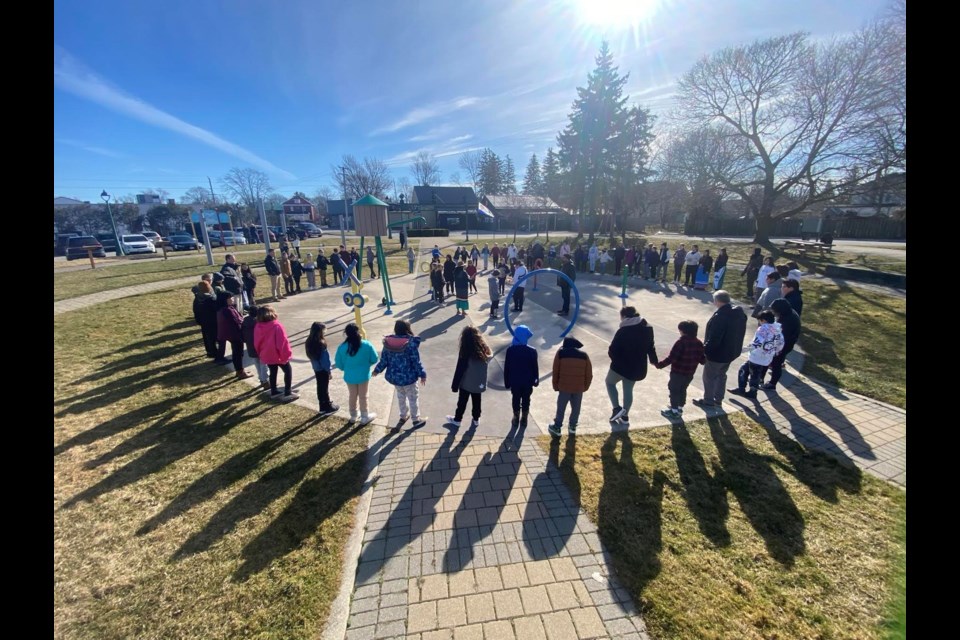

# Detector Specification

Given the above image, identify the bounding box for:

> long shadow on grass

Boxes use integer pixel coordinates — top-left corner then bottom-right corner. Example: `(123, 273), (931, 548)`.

(733, 399), (863, 503)
(670, 422), (731, 548)
(707, 414), (806, 566)
(110, 328), (199, 354)
(597, 431), (667, 596)
(60, 392), (268, 509)
(136, 418), (318, 535)
(175, 417), (367, 561)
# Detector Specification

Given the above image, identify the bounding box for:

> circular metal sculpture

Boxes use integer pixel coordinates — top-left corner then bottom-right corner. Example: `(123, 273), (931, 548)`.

(503, 268), (580, 339)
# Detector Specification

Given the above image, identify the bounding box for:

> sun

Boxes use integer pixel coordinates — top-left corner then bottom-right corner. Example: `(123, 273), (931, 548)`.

(573, 0), (660, 29)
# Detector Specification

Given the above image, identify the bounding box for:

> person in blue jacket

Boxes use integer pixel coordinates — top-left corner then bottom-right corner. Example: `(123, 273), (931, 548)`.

(373, 319), (428, 430)
(504, 324), (539, 428)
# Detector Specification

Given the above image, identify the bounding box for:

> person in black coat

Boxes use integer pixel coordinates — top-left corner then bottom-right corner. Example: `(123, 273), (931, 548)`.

(694, 290), (748, 408)
(781, 279), (803, 316)
(193, 280), (219, 358)
(504, 325), (539, 427)
(606, 306), (658, 426)
(443, 255), (456, 295)
(763, 298), (801, 390)
(557, 254), (577, 315)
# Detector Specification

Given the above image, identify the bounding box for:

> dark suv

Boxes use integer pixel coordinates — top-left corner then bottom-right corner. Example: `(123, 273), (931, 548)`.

(66, 236), (106, 260)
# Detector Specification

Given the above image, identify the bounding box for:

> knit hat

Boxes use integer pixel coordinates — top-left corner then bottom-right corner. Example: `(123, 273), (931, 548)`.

(561, 336), (583, 349)
(212, 272), (224, 282)
(512, 325), (533, 346)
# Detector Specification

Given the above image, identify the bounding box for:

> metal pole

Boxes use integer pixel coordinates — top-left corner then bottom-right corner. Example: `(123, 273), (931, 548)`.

(199, 213), (215, 266)
(340, 166), (348, 247)
(104, 198), (124, 256)
(258, 199), (271, 253)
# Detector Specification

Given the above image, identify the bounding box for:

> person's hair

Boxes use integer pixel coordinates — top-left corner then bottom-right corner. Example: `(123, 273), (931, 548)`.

(752, 248), (762, 257)
(782, 278), (800, 290)
(767, 270), (781, 282)
(757, 310), (776, 324)
(763, 256), (773, 265)
(720, 248), (727, 255)
(492, 270), (500, 277)
(459, 326), (491, 362)
(692, 245), (699, 250)
(246, 304), (259, 317)
(305, 322), (327, 360)
(678, 320), (699, 337)
(217, 291), (233, 308)
(620, 306), (639, 318)
(197, 280), (212, 293)
(776, 264), (790, 278)
(713, 290), (731, 304)
(393, 319), (413, 336)
(787, 261), (799, 270)
(225, 253), (234, 261)
(258, 305), (278, 322)
(240, 263), (250, 272)
(344, 323), (362, 356)
(201, 273), (213, 282)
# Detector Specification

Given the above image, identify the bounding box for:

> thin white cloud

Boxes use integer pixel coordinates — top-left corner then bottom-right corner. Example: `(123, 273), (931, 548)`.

(385, 144), (484, 166)
(371, 97), (481, 135)
(55, 137), (126, 158)
(54, 46), (296, 180)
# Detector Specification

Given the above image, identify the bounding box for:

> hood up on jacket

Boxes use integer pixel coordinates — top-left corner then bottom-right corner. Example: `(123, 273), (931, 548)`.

(512, 325), (533, 346)
(770, 298), (793, 317)
(383, 334), (421, 352)
(561, 337), (584, 349)
(620, 315), (645, 328)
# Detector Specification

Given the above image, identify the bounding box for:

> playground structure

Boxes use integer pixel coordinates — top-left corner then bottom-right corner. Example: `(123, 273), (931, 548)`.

(502, 268), (581, 339)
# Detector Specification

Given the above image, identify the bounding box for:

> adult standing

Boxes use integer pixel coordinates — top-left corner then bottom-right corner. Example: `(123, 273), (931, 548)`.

(557, 254), (577, 316)
(713, 248), (729, 290)
(193, 280), (219, 358)
(763, 298), (801, 391)
(279, 251), (294, 296)
(291, 233), (302, 258)
(780, 278), (803, 316)
(755, 257), (776, 302)
(443, 254), (456, 296)
(220, 253), (245, 313)
(263, 248), (283, 301)
(399, 229), (406, 250)
(694, 290), (748, 409)
(658, 242), (671, 283)
(743, 249), (763, 299)
(684, 245), (701, 286)
(753, 270), (783, 317)
(317, 250), (330, 287)
(698, 249), (714, 289)
(512, 260), (528, 312)
(507, 243), (518, 263)
(366, 245), (378, 279)
(606, 306), (658, 426)
(673, 243), (687, 284)
(588, 243), (599, 274)
(614, 242), (625, 276)
(645, 244), (660, 281)
(216, 291), (251, 379)
(491, 243), (501, 269)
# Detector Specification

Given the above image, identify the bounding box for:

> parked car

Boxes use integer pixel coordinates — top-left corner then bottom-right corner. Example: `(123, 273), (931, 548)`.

(141, 231), (163, 245)
(96, 232), (119, 253)
(269, 225), (305, 241)
(65, 235), (106, 260)
(167, 233), (201, 251)
(292, 221), (323, 238)
(120, 234), (156, 254)
(208, 230), (248, 246)
(56, 233), (79, 256)
(251, 226), (276, 243)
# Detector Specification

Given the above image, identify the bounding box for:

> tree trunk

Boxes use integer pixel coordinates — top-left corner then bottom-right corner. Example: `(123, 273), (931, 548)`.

(752, 214), (775, 247)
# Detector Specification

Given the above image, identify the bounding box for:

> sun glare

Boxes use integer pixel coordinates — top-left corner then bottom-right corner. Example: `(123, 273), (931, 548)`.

(574, 0), (659, 28)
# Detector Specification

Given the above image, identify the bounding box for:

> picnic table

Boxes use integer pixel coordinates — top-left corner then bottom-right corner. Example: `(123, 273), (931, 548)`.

(782, 239), (833, 258)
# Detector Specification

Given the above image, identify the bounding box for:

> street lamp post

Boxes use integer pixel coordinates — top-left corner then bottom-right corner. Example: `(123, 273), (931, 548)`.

(101, 190), (124, 256)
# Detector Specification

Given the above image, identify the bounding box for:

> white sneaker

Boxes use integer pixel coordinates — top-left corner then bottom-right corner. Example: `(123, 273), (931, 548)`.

(359, 413), (377, 426)
(470, 419), (480, 428)
(445, 415), (462, 427)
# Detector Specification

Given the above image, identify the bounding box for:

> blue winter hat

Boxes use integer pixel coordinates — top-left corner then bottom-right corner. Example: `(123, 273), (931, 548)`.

(512, 325), (533, 346)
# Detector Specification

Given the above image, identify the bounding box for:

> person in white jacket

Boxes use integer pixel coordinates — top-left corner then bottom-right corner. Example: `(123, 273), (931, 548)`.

(683, 245), (701, 286)
(588, 244), (599, 273)
(729, 309), (783, 398)
(755, 257), (776, 302)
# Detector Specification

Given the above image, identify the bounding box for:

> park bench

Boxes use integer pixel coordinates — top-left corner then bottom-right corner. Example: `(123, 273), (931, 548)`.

(782, 239), (833, 258)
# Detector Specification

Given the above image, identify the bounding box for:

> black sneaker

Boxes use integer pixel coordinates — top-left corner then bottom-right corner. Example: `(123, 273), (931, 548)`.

(692, 398), (716, 408)
(728, 388), (746, 396)
(319, 404), (339, 416)
(760, 383), (777, 391)
(609, 406), (625, 422)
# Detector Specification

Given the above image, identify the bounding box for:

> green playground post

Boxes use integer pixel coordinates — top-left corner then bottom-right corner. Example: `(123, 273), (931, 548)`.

(619, 265), (629, 299)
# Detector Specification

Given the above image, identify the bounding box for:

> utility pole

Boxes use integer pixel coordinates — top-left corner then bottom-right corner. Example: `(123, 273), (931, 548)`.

(339, 165), (348, 247)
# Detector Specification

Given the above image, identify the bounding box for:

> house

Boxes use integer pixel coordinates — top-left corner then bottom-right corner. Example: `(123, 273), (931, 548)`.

(282, 195), (319, 222)
(481, 194), (568, 232)
(410, 186), (479, 229)
(54, 196), (89, 208)
(326, 199), (355, 229)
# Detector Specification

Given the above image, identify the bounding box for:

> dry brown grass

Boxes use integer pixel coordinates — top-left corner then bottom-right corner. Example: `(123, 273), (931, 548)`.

(54, 289), (370, 639)
(539, 414), (906, 640)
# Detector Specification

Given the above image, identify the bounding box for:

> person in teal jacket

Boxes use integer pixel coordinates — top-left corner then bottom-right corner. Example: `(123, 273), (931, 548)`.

(335, 322), (380, 425)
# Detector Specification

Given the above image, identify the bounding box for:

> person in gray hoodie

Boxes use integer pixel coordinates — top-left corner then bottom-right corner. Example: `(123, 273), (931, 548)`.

(447, 326), (492, 428)
(488, 270), (501, 318)
(752, 270), (783, 317)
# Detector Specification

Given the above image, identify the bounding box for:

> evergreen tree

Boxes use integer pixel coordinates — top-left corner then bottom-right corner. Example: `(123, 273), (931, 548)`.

(541, 147), (560, 202)
(556, 41), (630, 239)
(502, 155), (518, 194)
(477, 148), (502, 198)
(522, 154), (542, 196)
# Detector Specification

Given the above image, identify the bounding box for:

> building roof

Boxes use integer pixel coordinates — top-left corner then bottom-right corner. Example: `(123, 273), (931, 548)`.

(482, 194), (564, 214)
(54, 196), (87, 206)
(412, 186), (478, 206)
(354, 194), (389, 207)
(283, 196), (315, 206)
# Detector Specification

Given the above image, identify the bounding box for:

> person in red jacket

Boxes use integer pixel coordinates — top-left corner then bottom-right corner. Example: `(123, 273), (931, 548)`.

(253, 304), (299, 401)
(656, 320), (706, 419)
(216, 292), (251, 379)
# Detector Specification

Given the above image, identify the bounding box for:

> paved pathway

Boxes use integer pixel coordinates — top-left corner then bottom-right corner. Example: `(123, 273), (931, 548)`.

(53, 275), (201, 315)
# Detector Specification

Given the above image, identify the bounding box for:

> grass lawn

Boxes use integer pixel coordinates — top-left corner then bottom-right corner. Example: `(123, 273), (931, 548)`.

(53, 236), (414, 302)
(539, 414), (906, 640)
(54, 289), (370, 639)
(797, 279), (906, 409)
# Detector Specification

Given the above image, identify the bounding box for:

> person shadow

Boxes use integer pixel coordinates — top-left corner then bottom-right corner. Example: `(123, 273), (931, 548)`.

(520, 434), (580, 560)
(670, 422), (731, 548)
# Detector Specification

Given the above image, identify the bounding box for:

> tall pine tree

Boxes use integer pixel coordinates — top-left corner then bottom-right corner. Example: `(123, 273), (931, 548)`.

(541, 147), (561, 203)
(557, 41), (630, 239)
(477, 148), (503, 198)
(502, 155), (518, 194)
(522, 154), (542, 195)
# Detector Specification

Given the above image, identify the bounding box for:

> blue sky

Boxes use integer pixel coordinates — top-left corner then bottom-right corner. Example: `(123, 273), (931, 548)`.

(54, 0), (890, 203)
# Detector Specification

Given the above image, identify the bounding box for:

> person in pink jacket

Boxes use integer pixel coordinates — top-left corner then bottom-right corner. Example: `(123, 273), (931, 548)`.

(253, 304), (299, 402)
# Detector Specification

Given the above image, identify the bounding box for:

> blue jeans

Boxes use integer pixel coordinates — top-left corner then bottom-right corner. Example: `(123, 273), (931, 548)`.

(605, 369), (635, 416)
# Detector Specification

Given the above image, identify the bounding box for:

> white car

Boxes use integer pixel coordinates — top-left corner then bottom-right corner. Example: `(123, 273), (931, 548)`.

(120, 234), (157, 254)
(141, 231), (163, 245)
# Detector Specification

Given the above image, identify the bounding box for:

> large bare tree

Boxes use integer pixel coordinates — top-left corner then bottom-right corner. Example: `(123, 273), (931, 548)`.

(219, 167), (273, 214)
(458, 150), (482, 193)
(673, 22), (905, 244)
(331, 155), (392, 199)
(181, 186), (213, 207)
(410, 151), (441, 186)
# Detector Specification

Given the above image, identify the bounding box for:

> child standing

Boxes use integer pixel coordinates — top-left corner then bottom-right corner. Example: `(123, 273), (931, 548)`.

(216, 292), (251, 379)
(241, 305), (269, 389)
(303, 253), (317, 290)
(547, 336), (592, 438)
(430, 262), (446, 305)
(407, 246), (416, 273)
(655, 320), (706, 419)
(599, 248), (611, 274)
(447, 327), (492, 428)
(253, 305), (299, 401)
(729, 310), (783, 399)
(334, 323), (380, 425)
(466, 261), (478, 294)
(305, 322), (339, 415)
(240, 263), (257, 307)
(503, 325), (539, 428)
(498, 267), (507, 296)
(454, 262), (470, 317)
(488, 270), (501, 318)
(372, 320), (428, 430)
(290, 253), (304, 293)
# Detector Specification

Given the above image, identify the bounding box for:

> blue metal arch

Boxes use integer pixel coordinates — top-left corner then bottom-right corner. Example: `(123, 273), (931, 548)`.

(503, 268), (580, 338)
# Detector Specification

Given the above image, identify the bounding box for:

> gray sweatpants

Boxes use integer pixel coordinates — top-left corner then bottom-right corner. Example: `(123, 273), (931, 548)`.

(395, 382), (421, 420)
(701, 360), (731, 404)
